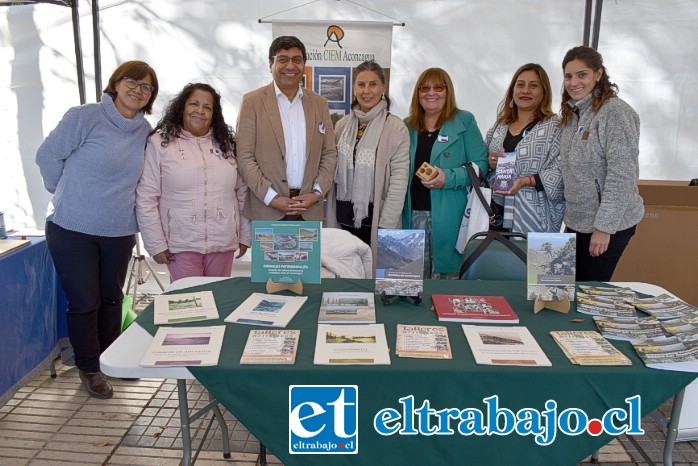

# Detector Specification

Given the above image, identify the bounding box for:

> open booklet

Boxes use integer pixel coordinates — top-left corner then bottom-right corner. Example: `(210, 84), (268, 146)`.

(461, 325), (551, 367)
(140, 325), (225, 367)
(314, 324), (391, 365)
(225, 292), (307, 327)
(153, 291), (218, 325)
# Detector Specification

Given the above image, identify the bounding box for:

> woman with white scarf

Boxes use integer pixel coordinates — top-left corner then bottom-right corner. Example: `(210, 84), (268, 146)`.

(326, 60), (410, 272)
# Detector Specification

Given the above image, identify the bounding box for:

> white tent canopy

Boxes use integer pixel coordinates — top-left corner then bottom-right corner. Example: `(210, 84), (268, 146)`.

(2, 0), (697, 230)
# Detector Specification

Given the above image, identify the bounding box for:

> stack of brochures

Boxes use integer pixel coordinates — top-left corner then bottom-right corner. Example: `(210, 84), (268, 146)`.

(240, 329), (301, 364)
(593, 316), (668, 341)
(396, 324), (452, 359)
(550, 330), (631, 366)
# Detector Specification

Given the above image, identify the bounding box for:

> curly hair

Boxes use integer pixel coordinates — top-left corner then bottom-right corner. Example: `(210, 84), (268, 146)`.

(560, 46), (618, 126)
(496, 63), (555, 125)
(152, 83), (235, 157)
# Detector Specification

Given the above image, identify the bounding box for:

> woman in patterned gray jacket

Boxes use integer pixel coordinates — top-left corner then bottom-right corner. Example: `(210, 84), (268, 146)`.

(486, 63), (564, 233)
(559, 46), (643, 281)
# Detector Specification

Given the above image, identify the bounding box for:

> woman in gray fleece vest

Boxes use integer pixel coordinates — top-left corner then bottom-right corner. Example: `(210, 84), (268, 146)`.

(559, 46), (644, 282)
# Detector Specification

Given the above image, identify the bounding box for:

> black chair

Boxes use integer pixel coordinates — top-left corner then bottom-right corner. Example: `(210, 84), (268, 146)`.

(458, 231), (527, 280)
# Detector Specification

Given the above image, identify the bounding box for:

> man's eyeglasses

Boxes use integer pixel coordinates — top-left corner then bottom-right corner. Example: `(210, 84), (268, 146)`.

(273, 55), (304, 65)
(418, 84), (447, 94)
(121, 77), (155, 94)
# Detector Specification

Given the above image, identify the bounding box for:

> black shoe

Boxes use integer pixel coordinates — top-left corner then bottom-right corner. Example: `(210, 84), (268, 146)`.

(79, 370), (113, 399)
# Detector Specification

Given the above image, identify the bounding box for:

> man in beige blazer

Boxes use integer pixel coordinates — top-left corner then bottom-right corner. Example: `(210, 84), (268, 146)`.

(237, 36), (337, 221)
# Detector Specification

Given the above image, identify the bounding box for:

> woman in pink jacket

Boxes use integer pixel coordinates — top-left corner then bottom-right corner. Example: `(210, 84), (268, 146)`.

(137, 83), (251, 281)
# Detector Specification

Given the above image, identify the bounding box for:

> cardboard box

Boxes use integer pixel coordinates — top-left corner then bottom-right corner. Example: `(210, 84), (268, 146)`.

(613, 180), (698, 305)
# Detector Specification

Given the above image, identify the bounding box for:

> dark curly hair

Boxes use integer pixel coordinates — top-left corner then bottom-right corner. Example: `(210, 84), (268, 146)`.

(560, 46), (618, 126)
(152, 83), (235, 157)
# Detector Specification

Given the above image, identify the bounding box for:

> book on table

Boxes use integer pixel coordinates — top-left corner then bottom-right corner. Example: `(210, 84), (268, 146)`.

(432, 294), (518, 323)
(224, 292), (307, 327)
(318, 292), (376, 324)
(153, 290), (218, 325)
(374, 229), (425, 298)
(396, 324), (452, 359)
(526, 232), (576, 302)
(314, 323), (391, 365)
(0, 239), (31, 256)
(461, 325), (551, 367)
(550, 330), (632, 366)
(240, 329), (300, 364)
(140, 325), (225, 367)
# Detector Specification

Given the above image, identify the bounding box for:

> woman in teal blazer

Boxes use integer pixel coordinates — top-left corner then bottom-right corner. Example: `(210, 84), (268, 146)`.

(402, 68), (488, 278)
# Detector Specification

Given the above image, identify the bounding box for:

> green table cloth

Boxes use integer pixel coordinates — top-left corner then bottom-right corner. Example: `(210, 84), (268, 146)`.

(137, 278), (696, 465)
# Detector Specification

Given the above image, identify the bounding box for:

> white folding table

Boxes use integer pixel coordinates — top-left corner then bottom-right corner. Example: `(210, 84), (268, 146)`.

(100, 277), (231, 466)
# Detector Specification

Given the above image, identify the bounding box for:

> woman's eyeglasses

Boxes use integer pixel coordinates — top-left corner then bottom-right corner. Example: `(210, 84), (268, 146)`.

(121, 77), (155, 94)
(418, 84), (447, 94)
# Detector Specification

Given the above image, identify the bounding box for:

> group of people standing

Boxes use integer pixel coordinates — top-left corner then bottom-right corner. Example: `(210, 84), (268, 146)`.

(35, 35), (643, 398)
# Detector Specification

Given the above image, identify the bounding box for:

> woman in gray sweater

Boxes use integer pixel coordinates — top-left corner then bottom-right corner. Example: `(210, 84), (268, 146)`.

(559, 46), (644, 281)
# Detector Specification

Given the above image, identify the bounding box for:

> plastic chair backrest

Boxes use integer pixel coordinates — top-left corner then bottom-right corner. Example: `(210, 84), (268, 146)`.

(459, 231), (527, 281)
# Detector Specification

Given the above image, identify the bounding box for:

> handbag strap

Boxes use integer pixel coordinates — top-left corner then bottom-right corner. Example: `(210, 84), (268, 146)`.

(464, 163), (494, 217)
(458, 231), (527, 279)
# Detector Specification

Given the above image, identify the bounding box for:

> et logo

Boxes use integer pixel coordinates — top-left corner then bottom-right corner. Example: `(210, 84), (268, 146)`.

(289, 385), (358, 454)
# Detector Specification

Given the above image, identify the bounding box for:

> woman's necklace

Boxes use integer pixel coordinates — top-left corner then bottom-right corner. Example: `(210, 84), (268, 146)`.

(357, 122), (367, 139)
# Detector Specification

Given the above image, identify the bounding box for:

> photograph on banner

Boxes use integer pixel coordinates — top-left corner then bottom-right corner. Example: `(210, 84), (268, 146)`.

(273, 21), (393, 123)
(251, 221), (322, 284)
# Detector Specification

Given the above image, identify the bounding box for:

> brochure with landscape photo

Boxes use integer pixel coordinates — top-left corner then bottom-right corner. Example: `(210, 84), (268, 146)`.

(239, 329), (300, 364)
(550, 330), (632, 366)
(527, 232), (576, 302)
(153, 291), (219, 325)
(396, 324), (452, 359)
(461, 325), (551, 367)
(318, 292), (376, 324)
(250, 220), (321, 285)
(224, 292), (307, 327)
(625, 294), (698, 320)
(432, 294), (518, 323)
(631, 336), (698, 372)
(140, 325), (225, 367)
(578, 285), (637, 298)
(314, 323), (390, 365)
(593, 316), (668, 341)
(374, 229), (424, 298)
(492, 151), (517, 192)
(576, 292), (638, 318)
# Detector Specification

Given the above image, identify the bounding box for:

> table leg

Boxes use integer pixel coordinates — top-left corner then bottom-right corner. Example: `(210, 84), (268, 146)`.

(663, 388), (685, 466)
(177, 379), (193, 466)
(211, 402), (231, 458)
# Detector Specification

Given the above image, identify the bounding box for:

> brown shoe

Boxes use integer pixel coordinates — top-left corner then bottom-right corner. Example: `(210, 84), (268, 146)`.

(79, 370), (113, 399)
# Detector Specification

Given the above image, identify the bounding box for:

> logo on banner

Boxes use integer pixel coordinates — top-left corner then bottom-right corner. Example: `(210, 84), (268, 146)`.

(324, 25), (345, 48)
(289, 385), (358, 454)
